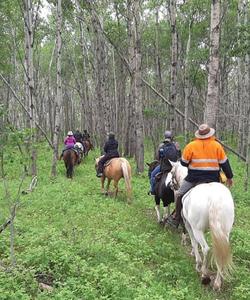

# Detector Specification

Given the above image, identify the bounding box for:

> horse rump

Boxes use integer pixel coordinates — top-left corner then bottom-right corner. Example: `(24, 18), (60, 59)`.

(63, 149), (76, 178)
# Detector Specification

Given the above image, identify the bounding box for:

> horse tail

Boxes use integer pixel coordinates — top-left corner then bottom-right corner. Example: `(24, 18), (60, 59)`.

(120, 159), (132, 202)
(64, 150), (74, 178)
(209, 199), (233, 278)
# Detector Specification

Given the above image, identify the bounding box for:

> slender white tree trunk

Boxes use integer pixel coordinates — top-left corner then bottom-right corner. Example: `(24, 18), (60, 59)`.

(184, 21), (192, 144)
(51, 0), (62, 177)
(169, 0), (178, 132)
(133, 0), (144, 172)
(204, 0), (220, 128)
(23, 0), (37, 176)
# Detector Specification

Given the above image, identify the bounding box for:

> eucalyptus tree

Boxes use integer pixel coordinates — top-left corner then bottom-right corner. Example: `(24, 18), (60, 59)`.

(204, 0), (221, 128)
(51, 0), (62, 177)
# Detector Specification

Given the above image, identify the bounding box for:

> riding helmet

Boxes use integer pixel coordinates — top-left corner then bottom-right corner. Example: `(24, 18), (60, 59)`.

(108, 132), (115, 139)
(67, 131), (73, 136)
(164, 130), (173, 139)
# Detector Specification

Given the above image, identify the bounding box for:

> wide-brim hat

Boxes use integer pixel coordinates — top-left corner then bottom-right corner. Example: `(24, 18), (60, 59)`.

(67, 131), (73, 136)
(195, 124), (215, 139)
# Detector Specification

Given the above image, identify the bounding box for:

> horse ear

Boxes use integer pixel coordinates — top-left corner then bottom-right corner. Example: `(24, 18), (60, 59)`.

(168, 160), (177, 167)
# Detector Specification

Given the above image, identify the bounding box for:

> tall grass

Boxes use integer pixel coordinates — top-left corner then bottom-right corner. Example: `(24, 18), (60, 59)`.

(0, 143), (249, 299)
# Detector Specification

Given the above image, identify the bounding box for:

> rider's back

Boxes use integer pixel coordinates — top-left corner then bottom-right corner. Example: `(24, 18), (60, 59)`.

(159, 142), (178, 172)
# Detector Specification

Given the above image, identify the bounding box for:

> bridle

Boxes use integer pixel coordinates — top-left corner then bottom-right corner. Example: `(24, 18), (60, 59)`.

(170, 166), (180, 191)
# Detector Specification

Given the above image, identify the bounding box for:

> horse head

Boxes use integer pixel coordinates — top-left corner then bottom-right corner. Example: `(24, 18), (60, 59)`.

(95, 155), (104, 170)
(168, 160), (188, 188)
(146, 160), (159, 173)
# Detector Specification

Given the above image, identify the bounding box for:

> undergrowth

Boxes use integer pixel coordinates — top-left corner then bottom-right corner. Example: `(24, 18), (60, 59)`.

(0, 142), (249, 299)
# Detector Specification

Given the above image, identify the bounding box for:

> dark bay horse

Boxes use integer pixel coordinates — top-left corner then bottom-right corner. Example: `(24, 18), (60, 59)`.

(63, 149), (78, 178)
(95, 157), (132, 203)
(82, 140), (94, 156)
(147, 160), (175, 223)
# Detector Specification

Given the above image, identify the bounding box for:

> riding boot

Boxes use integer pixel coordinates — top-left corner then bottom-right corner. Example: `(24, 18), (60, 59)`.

(175, 195), (183, 225)
(166, 195), (182, 228)
(96, 165), (103, 177)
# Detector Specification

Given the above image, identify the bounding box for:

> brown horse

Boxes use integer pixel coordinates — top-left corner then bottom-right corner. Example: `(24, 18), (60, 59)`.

(95, 157), (132, 203)
(82, 140), (94, 156)
(63, 149), (78, 178)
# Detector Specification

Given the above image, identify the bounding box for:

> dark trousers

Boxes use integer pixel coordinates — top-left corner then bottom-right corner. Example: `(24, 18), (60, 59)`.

(97, 154), (119, 173)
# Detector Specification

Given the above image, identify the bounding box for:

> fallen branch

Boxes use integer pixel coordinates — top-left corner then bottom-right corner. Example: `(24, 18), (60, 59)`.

(0, 203), (18, 235)
(22, 176), (38, 194)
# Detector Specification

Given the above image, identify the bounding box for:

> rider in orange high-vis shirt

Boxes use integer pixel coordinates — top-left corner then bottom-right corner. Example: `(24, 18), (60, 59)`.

(166, 124), (233, 228)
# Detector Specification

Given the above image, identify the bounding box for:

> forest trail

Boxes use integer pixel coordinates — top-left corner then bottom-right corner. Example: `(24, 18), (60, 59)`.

(1, 145), (249, 299)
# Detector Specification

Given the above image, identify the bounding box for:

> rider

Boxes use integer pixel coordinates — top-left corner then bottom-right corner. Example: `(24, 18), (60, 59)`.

(148, 130), (180, 195)
(166, 124), (234, 228)
(82, 129), (90, 141)
(96, 132), (120, 177)
(74, 129), (83, 143)
(59, 131), (76, 159)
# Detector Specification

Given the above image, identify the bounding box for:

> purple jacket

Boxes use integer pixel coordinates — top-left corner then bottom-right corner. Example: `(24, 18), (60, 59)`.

(64, 136), (76, 147)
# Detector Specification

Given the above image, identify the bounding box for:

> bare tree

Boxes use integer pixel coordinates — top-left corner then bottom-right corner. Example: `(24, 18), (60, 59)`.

(51, 0), (62, 176)
(23, 0), (37, 175)
(204, 0), (221, 128)
(169, 0), (178, 132)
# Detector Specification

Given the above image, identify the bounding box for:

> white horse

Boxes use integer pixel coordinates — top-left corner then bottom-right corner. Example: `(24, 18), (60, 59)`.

(170, 161), (234, 291)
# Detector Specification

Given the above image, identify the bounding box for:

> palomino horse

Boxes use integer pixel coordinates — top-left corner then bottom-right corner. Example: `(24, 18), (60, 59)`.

(147, 160), (175, 223)
(63, 149), (78, 178)
(82, 140), (94, 156)
(169, 161), (234, 290)
(95, 157), (132, 203)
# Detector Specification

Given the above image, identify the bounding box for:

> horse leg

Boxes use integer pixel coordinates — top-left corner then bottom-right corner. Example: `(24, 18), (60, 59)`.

(155, 205), (161, 223)
(101, 176), (106, 194)
(213, 271), (222, 291)
(192, 229), (210, 283)
(184, 221), (202, 272)
(106, 178), (111, 195)
(162, 205), (170, 223)
(154, 196), (161, 223)
(113, 180), (118, 198)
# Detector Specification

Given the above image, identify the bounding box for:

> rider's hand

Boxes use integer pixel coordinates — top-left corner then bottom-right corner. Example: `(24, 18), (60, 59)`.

(226, 178), (233, 187)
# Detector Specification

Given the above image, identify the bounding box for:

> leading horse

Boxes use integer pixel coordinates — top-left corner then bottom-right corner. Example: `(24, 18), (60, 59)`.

(147, 160), (175, 223)
(63, 149), (78, 178)
(169, 161), (234, 290)
(95, 157), (132, 203)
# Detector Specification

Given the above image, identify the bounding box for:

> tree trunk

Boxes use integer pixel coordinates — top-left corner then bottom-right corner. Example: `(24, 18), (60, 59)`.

(204, 0), (220, 128)
(169, 0), (178, 132)
(184, 20), (192, 144)
(23, 0), (37, 176)
(133, 0), (144, 172)
(51, 0), (62, 177)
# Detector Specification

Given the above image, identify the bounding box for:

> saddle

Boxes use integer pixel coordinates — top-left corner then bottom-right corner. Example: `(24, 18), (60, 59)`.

(154, 172), (162, 181)
(104, 158), (116, 168)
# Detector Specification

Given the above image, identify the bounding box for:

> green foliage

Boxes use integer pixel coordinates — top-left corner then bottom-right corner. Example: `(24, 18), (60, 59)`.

(0, 143), (249, 299)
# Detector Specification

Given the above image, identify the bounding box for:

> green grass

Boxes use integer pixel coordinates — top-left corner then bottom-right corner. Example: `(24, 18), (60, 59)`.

(0, 143), (250, 299)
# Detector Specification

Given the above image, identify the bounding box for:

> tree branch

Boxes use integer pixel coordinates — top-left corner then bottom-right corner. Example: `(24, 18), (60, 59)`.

(0, 73), (54, 149)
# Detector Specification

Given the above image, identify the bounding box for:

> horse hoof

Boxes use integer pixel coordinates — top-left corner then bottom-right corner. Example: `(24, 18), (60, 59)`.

(201, 276), (211, 285)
